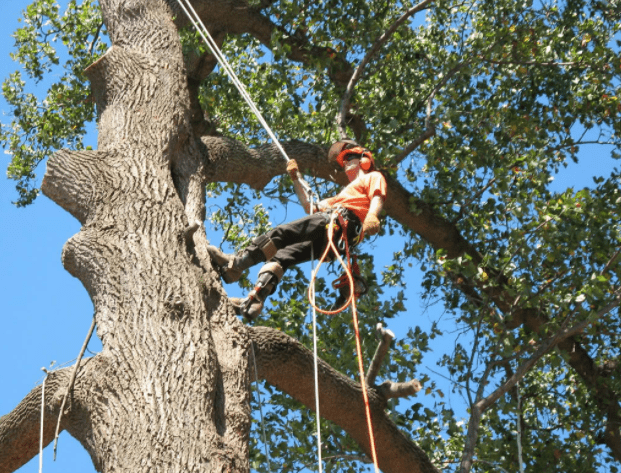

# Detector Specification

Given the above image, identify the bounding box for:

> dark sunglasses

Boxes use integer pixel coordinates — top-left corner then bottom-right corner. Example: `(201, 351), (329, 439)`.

(344, 154), (360, 162)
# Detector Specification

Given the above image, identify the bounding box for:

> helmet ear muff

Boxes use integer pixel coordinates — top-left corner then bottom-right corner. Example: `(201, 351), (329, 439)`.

(359, 152), (373, 171)
(359, 150), (374, 171)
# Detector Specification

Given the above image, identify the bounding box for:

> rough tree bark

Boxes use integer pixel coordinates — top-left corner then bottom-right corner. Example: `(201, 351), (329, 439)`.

(0, 1), (439, 472)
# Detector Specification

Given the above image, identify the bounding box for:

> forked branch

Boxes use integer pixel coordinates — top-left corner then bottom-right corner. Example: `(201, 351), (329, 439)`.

(366, 323), (421, 399)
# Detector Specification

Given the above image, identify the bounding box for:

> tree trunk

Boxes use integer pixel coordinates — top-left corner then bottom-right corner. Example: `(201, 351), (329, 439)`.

(40, 0), (251, 470)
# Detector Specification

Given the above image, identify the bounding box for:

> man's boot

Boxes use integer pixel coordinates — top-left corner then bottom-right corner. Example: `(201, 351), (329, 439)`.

(207, 235), (278, 284)
(206, 246), (256, 283)
(236, 262), (284, 320)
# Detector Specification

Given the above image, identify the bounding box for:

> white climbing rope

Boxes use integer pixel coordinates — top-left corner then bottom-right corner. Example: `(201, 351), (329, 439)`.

(251, 340), (273, 472)
(39, 368), (49, 473)
(309, 196), (323, 473)
(176, 0), (315, 197)
(176, 1), (289, 158)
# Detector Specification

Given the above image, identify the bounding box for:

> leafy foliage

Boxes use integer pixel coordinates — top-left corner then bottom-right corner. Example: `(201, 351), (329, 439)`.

(1, 0), (105, 205)
(3, 0), (621, 471)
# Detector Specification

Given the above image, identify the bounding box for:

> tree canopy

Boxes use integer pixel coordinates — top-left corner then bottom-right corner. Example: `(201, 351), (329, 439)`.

(1, 0), (620, 472)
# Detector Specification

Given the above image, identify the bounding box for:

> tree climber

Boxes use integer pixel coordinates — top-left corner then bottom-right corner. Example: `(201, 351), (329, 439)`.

(207, 140), (387, 320)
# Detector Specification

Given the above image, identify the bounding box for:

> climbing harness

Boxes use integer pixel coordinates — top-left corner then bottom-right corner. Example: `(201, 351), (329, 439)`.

(176, 3), (378, 470)
(331, 255), (368, 311)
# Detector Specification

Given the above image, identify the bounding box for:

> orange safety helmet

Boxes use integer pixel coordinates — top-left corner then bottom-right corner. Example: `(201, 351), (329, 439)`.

(328, 140), (375, 171)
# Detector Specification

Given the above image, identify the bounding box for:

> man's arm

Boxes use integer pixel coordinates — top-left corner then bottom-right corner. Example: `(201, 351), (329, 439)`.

(287, 159), (314, 214)
(368, 195), (384, 219)
(362, 195), (384, 236)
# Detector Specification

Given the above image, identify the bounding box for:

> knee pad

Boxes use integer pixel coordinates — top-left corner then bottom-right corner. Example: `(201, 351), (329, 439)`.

(253, 234), (278, 261)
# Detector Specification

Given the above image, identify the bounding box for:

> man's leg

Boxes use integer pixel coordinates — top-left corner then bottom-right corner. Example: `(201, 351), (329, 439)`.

(238, 220), (341, 320)
(235, 261), (285, 320)
(207, 212), (330, 283)
(235, 213), (334, 319)
(207, 233), (278, 283)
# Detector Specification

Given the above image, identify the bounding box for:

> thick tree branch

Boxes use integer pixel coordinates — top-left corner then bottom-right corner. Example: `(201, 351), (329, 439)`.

(201, 136), (331, 190)
(0, 367), (75, 473)
(249, 326), (439, 473)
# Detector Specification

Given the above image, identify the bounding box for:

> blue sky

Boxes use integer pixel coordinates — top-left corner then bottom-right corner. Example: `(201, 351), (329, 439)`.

(0, 2), (619, 473)
(0, 4), (101, 471)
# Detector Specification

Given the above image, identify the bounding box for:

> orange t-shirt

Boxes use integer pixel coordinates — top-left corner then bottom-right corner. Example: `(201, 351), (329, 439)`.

(324, 171), (387, 223)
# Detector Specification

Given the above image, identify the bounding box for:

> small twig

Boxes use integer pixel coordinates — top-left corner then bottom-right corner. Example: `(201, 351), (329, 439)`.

(365, 323), (395, 386)
(472, 459), (510, 473)
(88, 23), (104, 56)
(601, 245), (621, 275)
(295, 453), (372, 473)
(425, 366), (475, 395)
(393, 55), (474, 163)
(393, 126), (436, 163)
(336, 0), (434, 138)
(460, 357), (496, 473)
(324, 454), (372, 465)
(455, 177), (497, 222)
(221, 208), (235, 246)
(465, 310), (487, 406)
(480, 56), (597, 69)
(498, 209), (568, 277)
(53, 316), (96, 461)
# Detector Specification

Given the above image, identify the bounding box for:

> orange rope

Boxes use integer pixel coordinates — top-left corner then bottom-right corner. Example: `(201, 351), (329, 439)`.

(308, 212), (355, 315)
(350, 296), (380, 473)
(307, 210), (379, 472)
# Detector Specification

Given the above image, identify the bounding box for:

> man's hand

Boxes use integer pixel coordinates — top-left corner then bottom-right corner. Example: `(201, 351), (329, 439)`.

(287, 159), (299, 181)
(289, 159), (313, 214)
(362, 214), (380, 236)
